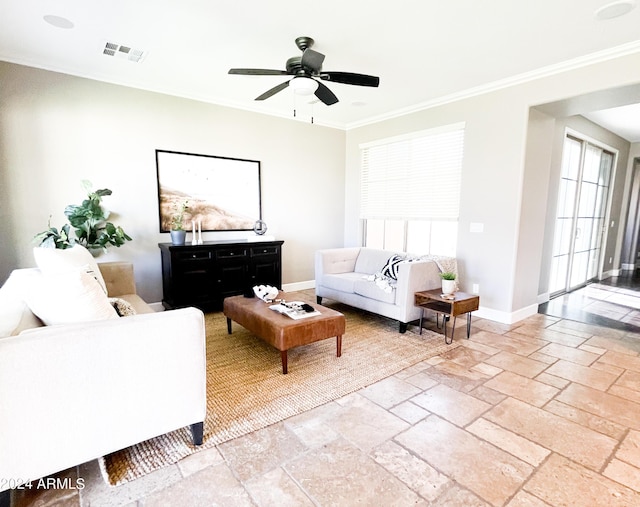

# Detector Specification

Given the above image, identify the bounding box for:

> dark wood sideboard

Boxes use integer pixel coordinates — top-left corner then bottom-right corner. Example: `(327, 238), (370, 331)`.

(158, 240), (284, 311)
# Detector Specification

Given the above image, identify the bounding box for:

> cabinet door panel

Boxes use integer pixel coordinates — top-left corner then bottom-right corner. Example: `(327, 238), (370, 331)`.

(217, 263), (248, 297)
(175, 270), (214, 303)
(251, 260), (281, 288)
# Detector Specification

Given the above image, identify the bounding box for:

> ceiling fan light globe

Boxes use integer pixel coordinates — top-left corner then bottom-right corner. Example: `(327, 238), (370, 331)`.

(290, 76), (318, 95)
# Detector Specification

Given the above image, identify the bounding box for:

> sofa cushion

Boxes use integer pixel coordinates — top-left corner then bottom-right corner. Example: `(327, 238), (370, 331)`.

(353, 279), (397, 304)
(25, 268), (118, 326)
(321, 272), (363, 293)
(354, 248), (403, 275)
(33, 245), (107, 294)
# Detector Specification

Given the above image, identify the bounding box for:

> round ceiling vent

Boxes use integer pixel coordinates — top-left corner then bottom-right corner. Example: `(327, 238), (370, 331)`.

(595, 0), (637, 20)
(43, 15), (74, 29)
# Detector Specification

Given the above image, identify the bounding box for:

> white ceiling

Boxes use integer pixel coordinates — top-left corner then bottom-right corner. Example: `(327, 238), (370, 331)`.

(2, 0), (640, 134)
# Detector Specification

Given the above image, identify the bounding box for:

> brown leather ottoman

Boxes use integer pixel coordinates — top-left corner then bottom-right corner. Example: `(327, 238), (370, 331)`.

(223, 295), (345, 374)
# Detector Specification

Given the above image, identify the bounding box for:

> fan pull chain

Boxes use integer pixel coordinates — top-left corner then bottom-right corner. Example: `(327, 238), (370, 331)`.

(292, 94), (315, 124)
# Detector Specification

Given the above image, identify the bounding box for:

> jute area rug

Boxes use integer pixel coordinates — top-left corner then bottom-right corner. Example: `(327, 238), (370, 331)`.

(101, 294), (457, 486)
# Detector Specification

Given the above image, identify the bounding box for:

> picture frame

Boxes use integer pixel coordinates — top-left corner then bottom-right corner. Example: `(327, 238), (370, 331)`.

(156, 150), (262, 232)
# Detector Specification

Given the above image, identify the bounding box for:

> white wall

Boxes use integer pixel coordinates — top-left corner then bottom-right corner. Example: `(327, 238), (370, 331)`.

(516, 108), (555, 311)
(0, 62), (346, 302)
(345, 51), (640, 323)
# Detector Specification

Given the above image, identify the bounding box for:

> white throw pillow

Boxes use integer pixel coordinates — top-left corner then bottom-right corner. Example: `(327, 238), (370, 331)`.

(25, 269), (118, 326)
(33, 245), (107, 294)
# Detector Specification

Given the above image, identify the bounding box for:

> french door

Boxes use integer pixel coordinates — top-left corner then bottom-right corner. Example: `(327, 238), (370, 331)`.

(549, 134), (614, 295)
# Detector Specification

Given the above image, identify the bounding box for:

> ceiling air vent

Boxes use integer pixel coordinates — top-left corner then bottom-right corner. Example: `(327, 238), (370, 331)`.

(103, 42), (146, 63)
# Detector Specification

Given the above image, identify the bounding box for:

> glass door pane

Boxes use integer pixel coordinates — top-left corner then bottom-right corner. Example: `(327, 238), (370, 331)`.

(568, 145), (611, 290)
(550, 136), (614, 296)
(550, 137), (581, 294)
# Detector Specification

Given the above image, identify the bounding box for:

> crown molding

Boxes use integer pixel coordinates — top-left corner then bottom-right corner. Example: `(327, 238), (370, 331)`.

(346, 40), (640, 130)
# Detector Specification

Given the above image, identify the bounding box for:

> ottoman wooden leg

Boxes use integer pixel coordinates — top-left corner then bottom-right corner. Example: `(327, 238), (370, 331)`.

(337, 335), (342, 357)
(226, 317), (232, 334)
(281, 350), (288, 374)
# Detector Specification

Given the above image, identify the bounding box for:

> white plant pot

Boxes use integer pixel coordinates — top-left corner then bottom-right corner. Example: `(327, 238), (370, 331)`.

(441, 279), (456, 295)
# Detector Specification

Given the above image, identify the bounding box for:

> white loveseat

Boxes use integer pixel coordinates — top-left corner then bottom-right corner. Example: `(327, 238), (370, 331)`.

(0, 258), (207, 495)
(315, 247), (449, 332)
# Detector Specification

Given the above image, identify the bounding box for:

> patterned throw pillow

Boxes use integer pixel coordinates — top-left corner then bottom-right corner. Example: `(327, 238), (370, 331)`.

(381, 254), (405, 281)
(109, 297), (137, 317)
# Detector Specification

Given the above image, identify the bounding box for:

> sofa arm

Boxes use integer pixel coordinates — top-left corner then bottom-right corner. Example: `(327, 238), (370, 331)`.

(395, 260), (442, 310)
(0, 307), (207, 487)
(315, 248), (361, 281)
(99, 261), (137, 297)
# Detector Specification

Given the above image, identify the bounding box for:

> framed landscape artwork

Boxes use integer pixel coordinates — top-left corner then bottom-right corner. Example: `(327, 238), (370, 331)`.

(156, 150), (262, 232)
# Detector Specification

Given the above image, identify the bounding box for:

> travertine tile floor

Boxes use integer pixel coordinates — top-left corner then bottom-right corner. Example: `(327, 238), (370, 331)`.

(13, 312), (640, 506)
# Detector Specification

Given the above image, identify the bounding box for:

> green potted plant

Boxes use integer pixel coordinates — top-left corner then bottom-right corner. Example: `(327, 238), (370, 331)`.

(169, 200), (189, 246)
(33, 219), (74, 250)
(439, 271), (457, 295)
(34, 180), (132, 253)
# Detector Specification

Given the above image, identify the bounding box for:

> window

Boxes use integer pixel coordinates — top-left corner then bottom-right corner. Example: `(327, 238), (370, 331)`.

(360, 123), (465, 256)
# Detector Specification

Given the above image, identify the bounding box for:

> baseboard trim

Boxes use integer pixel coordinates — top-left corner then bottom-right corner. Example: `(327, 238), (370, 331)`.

(474, 303), (539, 325)
(149, 302), (165, 312)
(283, 280), (315, 292)
(537, 292), (550, 305)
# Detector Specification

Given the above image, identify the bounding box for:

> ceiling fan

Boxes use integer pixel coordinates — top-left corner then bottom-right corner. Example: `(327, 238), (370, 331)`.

(228, 36), (380, 106)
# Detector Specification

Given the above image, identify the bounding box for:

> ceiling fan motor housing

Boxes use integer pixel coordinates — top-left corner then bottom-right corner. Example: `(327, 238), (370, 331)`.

(286, 57), (305, 75)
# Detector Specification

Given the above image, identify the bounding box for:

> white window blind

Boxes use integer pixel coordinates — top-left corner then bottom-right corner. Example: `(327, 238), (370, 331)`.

(360, 124), (465, 220)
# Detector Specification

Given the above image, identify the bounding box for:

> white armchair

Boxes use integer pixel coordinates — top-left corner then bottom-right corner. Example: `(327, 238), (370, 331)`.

(0, 262), (207, 495)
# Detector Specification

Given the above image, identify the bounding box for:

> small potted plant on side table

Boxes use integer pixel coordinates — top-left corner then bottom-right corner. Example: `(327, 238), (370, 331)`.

(440, 272), (457, 295)
(170, 201), (189, 246)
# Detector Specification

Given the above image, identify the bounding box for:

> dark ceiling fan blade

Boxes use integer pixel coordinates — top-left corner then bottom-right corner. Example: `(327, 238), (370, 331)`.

(319, 72), (380, 87)
(229, 68), (288, 76)
(301, 49), (325, 72)
(314, 81), (339, 106)
(255, 80), (290, 101)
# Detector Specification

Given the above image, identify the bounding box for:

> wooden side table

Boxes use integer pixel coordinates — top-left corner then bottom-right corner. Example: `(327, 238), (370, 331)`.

(414, 289), (480, 344)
